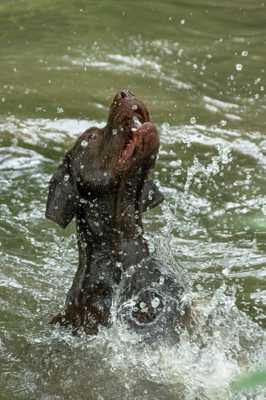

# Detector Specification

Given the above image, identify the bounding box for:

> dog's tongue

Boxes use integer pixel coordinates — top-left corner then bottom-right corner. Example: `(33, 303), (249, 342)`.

(118, 122), (157, 166)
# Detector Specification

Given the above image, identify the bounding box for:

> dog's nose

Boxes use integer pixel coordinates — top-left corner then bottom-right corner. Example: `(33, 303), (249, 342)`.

(120, 90), (129, 99)
(120, 89), (134, 99)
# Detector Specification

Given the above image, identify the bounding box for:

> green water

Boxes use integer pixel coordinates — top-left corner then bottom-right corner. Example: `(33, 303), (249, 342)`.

(1, 1), (266, 399)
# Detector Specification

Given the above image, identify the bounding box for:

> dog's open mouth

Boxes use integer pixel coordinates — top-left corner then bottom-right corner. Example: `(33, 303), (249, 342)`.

(118, 111), (157, 165)
(119, 114), (143, 162)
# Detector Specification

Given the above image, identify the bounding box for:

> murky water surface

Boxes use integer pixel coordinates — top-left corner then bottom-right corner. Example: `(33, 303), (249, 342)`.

(1, 1), (266, 399)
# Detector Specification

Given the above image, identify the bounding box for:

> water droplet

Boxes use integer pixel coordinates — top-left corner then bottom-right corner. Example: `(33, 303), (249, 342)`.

(235, 64), (243, 71)
(159, 276), (165, 285)
(64, 174), (70, 182)
(180, 19), (185, 24)
(81, 140), (88, 148)
(57, 106), (64, 113)
(112, 129), (118, 136)
(241, 50), (248, 57)
(190, 116), (197, 124)
(151, 297), (160, 309)
(148, 190), (153, 200)
(80, 198), (87, 204)
(132, 104), (138, 111)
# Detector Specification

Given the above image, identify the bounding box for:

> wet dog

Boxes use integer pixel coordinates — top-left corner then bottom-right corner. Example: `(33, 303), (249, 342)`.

(46, 90), (189, 340)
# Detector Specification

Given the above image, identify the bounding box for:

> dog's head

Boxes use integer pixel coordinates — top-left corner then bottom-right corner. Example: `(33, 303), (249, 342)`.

(46, 90), (161, 228)
(106, 89), (159, 170)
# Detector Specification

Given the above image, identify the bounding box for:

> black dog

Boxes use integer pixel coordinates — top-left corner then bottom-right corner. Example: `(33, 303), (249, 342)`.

(46, 90), (189, 340)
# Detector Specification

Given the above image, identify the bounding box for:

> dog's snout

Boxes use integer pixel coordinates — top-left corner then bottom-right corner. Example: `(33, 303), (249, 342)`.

(119, 89), (134, 99)
(120, 90), (128, 99)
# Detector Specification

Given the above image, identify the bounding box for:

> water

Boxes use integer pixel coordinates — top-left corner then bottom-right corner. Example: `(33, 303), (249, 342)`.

(1, 1), (266, 399)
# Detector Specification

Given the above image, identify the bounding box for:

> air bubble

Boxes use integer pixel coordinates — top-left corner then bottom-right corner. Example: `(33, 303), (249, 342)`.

(190, 117), (197, 124)
(235, 64), (243, 71)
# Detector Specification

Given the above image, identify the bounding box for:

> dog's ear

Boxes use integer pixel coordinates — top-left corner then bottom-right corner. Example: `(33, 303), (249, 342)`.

(46, 154), (78, 228)
(142, 180), (164, 212)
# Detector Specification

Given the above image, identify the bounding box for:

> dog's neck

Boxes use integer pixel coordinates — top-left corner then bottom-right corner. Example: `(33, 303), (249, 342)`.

(76, 173), (149, 269)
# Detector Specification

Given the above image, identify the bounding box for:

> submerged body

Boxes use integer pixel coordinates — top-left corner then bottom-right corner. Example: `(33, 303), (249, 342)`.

(46, 90), (189, 339)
